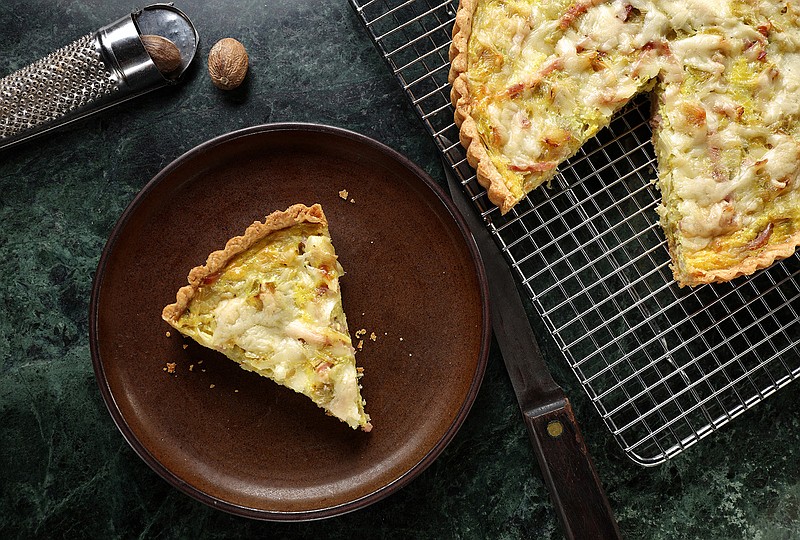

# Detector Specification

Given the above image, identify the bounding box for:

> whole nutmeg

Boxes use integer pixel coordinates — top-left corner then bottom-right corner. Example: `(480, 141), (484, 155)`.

(208, 38), (249, 90)
(141, 34), (182, 74)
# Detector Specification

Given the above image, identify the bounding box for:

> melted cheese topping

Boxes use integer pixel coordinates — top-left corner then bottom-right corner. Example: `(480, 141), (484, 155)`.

(172, 223), (370, 430)
(468, 0), (662, 198)
(464, 0), (800, 284)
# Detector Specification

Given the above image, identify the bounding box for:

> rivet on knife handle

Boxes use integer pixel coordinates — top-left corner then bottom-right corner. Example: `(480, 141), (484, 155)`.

(0, 3), (199, 151)
(525, 399), (622, 540)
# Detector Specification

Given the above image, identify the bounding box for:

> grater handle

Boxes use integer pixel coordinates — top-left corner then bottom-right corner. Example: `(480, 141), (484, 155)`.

(524, 399), (623, 540)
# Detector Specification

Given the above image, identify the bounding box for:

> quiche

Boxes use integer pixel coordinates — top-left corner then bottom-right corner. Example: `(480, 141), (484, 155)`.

(449, 0), (800, 286)
(162, 203), (372, 431)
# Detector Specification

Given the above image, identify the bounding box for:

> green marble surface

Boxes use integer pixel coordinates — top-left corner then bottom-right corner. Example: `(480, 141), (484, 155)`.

(2, 1), (800, 538)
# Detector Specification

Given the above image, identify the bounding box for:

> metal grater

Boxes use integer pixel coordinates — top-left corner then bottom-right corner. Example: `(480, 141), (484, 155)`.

(0, 3), (198, 151)
(350, 0), (800, 466)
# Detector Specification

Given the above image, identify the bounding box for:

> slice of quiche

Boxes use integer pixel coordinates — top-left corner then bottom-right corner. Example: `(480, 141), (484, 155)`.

(162, 203), (372, 431)
(650, 2), (800, 286)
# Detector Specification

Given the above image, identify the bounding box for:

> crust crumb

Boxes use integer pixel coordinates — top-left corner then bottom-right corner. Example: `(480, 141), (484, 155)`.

(166, 331), (171, 338)
(369, 332), (377, 341)
(210, 384), (215, 389)
(339, 189), (349, 200)
(189, 364), (194, 371)
(165, 362), (176, 374)
(182, 344), (188, 350)
(357, 339), (364, 350)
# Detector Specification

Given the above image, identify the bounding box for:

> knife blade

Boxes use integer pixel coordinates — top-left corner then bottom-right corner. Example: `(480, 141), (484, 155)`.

(441, 152), (621, 540)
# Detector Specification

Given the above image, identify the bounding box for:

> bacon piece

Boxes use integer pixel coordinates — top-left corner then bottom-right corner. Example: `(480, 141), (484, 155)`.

(591, 54), (607, 72)
(201, 272), (220, 286)
(632, 40), (671, 78)
(620, 3), (635, 21)
(509, 161), (558, 173)
(559, 0), (602, 30)
(709, 146), (727, 183)
(315, 361), (334, 375)
(315, 283), (330, 297)
(679, 102), (706, 127)
(542, 127), (572, 148)
(507, 82), (526, 98)
(744, 223), (773, 251)
(642, 40), (671, 54)
(506, 58), (564, 98)
(712, 103), (745, 120)
(706, 133), (728, 183)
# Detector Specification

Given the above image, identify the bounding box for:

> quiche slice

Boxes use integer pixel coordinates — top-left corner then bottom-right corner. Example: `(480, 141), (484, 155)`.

(162, 203), (372, 431)
(651, 5), (800, 286)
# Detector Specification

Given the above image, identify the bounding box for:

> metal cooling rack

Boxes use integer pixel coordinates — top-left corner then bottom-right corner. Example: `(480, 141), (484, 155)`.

(350, 0), (800, 466)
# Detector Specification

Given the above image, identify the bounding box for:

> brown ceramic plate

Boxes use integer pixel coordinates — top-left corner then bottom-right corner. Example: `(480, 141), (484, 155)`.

(90, 123), (490, 520)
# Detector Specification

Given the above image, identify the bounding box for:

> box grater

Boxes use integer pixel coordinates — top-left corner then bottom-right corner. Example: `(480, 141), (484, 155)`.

(0, 3), (198, 152)
(350, 0), (800, 466)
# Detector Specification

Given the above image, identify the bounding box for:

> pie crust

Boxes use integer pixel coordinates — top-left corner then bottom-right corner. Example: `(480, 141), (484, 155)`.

(162, 203), (327, 323)
(449, 0), (519, 213)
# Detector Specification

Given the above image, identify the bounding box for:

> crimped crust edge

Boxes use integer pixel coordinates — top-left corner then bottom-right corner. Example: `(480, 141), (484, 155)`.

(448, 0), (518, 214)
(675, 231), (800, 287)
(161, 203), (327, 323)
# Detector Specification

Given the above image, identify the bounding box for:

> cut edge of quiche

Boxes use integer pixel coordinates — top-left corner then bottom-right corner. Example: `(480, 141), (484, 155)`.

(663, 223), (800, 287)
(162, 203), (372, 432)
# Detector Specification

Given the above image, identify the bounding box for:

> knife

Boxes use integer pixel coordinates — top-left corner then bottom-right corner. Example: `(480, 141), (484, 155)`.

(441, 153), (622, 540)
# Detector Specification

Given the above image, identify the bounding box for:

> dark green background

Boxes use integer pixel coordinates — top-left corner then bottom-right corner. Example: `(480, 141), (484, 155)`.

(2, 1), (800, 538)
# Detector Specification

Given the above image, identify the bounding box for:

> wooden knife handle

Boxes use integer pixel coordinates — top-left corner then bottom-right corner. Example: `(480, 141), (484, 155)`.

(523, 398), (622, 540)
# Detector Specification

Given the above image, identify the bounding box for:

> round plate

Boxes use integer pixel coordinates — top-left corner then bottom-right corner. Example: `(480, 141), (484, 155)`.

(90, 123), (490, 520)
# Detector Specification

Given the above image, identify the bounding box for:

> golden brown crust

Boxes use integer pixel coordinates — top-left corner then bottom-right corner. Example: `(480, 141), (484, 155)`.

(448, 0), (518, 214)
(676, 231), (800, 287)
(161, 203), (327, 323)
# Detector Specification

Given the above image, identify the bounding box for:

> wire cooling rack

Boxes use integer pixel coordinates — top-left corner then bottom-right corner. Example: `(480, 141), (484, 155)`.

(350, 0), (800, 466)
